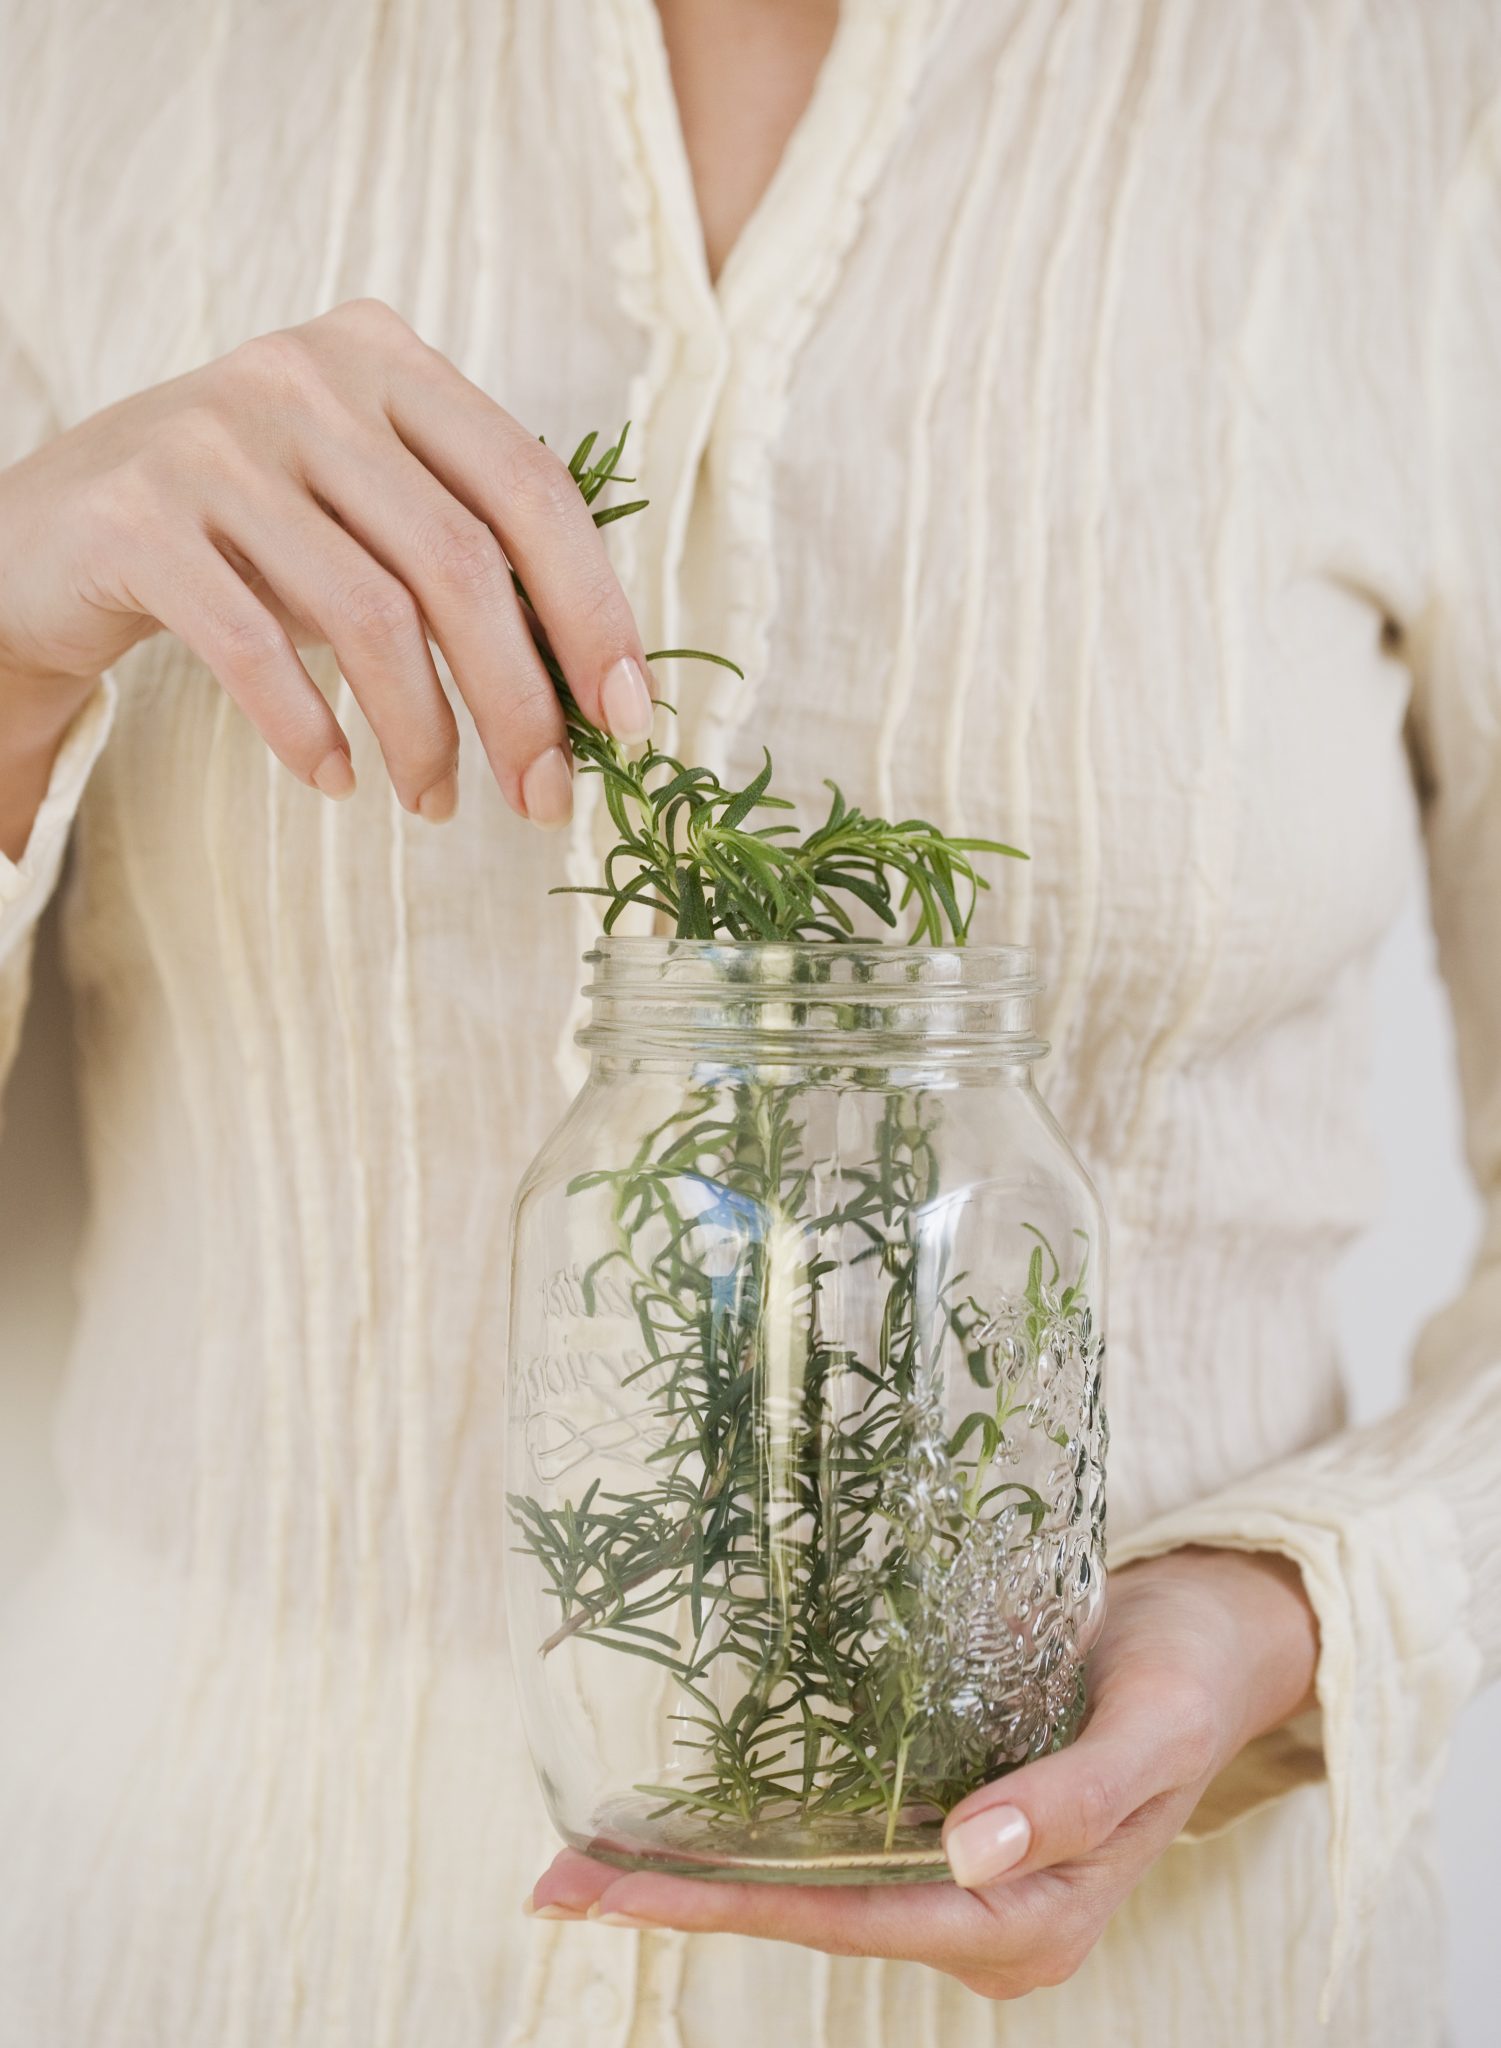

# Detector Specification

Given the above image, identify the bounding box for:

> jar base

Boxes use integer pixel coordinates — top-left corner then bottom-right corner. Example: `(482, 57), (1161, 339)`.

(570, 1798), (956, 1886)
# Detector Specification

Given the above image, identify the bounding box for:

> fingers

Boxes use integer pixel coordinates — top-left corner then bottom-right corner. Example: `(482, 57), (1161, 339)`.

(122, 536), (354, 796)
(527, 1851), (617, 1919)
(56, 298), (656, 821)
(381, 351), (655, 744)
(528, 1850), (995, 1969)
(523, 1603), (1235, 2004)
(211, 480), (462, 818)
(942, 1673), (1221, 1892)
(301, 427), (574, 822)
(525, 1847), (1108, 2000)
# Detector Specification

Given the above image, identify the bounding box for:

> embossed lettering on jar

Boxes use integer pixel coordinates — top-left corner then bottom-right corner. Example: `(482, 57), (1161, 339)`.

(505, 940), (1107, 1882)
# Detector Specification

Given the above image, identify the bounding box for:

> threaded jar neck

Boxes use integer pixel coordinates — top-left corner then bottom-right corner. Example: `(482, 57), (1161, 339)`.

(575, 939), (1046, 1072)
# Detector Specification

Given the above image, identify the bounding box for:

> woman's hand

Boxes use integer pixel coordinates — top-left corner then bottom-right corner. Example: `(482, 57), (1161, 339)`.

(527, 1547), (1320, 2000)
(0, 299), (655, 845)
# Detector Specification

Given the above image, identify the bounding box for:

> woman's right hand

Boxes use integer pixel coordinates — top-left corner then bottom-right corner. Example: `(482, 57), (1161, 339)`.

(0, 297), (658, 832)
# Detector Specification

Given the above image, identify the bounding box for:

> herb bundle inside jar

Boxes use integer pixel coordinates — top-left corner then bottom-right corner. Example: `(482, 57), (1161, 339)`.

(504, 433), (1107, 1882)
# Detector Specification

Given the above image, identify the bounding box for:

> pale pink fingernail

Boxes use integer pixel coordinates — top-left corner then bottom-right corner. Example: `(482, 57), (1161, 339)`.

(522, 1897), (581, 1921)
(312, 748), (356, 801)
(521, 745), (574, 828)
(945, 1804), (1031, 1889)
(586, 1905), (658, 1930)
(416, 768), (459, 823)
(600, 657), (654, 745)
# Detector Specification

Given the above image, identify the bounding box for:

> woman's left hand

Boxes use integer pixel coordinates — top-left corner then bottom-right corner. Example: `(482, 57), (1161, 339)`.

(527, 1546), (1319, 2000)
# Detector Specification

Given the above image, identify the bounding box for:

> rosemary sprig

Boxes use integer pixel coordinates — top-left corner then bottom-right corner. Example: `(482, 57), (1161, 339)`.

(513, 1077), (1098, 1845)
(507, 432), (1101, 1859)
(528, 426), (1026, 940)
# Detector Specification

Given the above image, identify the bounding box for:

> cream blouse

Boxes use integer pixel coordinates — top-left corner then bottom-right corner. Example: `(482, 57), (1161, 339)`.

(1, 2), (1499, 2043)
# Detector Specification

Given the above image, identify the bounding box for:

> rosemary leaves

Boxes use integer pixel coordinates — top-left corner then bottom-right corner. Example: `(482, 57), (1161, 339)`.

(502, 438), (1107, 1881)
(531, 426), (1025, 943)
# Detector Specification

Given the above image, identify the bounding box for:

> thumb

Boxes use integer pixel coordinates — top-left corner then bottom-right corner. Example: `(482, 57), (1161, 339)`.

(941, 1676), (1217, 1890)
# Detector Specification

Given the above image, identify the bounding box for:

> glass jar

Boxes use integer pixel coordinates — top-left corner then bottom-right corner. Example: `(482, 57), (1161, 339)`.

(506, 939), (1107, 1883)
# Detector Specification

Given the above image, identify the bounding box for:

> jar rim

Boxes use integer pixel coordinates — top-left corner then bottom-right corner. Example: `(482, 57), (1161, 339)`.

(577, 937), (1046, 1065)
(584, 934), (1039, 985)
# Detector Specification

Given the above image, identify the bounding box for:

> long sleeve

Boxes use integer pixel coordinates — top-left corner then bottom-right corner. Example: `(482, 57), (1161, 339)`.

(0, 318), (115, 1116)
(1112, 93), (1501, 2013)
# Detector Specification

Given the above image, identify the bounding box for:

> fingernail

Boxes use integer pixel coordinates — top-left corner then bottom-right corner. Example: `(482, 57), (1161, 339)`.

(945, 1804), (1031, 1889)
(600, 656), (654, 746)
(585, 1905), (657, 1930)
(521, 745), (574, 829)
(522, 1897), (581, 1921)
(312, 748), (356, 801)
(417, 768), (459, 824)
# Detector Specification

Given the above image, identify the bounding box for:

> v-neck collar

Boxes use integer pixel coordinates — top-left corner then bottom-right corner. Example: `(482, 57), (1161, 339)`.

(611, 0), (944, 343)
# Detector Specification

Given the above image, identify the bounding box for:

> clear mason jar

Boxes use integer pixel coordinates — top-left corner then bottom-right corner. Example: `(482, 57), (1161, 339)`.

(506, 939), (1107, 1883)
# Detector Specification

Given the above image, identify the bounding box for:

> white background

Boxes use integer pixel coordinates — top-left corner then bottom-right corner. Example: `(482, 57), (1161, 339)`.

(1, 892), (1497, 2032)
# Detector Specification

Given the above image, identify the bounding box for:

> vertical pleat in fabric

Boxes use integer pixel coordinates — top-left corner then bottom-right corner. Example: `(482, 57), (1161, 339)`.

(862, 1958), (887, 2048)
(255, 11), (399, 1983)
(207, 686), (300, 2048)
(375, 789), (436, 2048)
(369, 7), (441, 2041)
(1031, 0), (1162, 1060)
(498, 1912), (563, 2048)
(1032, 0), (1163, 1056)
(319, 743), (385, 2048)
(1122, 0), (1363, 1172)
(938, 8), (1064, 843)
(86, 657), (223, 2048)
(872, 1), (1035, 823)
(1003, 0), (1124, 952)
(411, 6), (468, 347)
(92, 0), (233, 2029)
(186, 27), (306, 2034)
(268, 722), (343, 2044)
(313, 11), (395, 2040)
(627, 1931), (688, 2048)
(461, 0), (513, 379)
(915, 1963), (942, 2048)
(808, 1951), (834, 2048)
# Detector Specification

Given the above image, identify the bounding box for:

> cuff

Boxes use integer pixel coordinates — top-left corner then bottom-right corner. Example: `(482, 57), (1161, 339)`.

(0, 675), (116, 967)
(1111, 1468), (1479, 2019)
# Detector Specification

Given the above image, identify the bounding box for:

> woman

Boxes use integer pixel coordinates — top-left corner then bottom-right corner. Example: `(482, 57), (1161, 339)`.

(0, 1), (1496, 2041)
